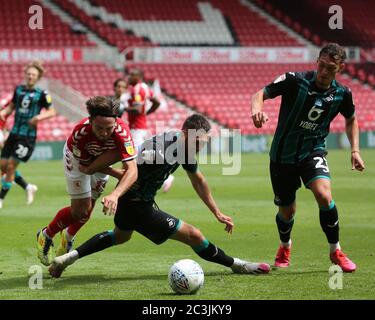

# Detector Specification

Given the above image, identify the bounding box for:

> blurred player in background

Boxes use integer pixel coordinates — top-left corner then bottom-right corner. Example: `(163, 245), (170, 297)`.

(37, 96), (137, 266)
(121, 68), (175, 192)
(111, 78), (127, 118)
(49, 114), (270, 278)
(251, 43), (365, 272)
(0, 61), (56, 209)
(0, 93), (12, 149)
(121, 68), (160, 145)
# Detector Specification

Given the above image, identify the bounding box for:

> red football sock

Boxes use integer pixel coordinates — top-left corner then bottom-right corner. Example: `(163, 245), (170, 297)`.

(45, 207), (75, 238)
(66, 207), (93, 237)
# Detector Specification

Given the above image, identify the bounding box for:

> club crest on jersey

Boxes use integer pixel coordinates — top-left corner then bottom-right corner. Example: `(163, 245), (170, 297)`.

(124, 141), (135, 155)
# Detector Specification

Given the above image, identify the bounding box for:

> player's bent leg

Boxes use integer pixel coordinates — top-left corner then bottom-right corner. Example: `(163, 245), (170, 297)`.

(274, 203), (295, 268)
(310, 179), (356, 272)
(0, 158), (8, 175)
(170, 222), (270, 275)
(49, 228), (133, 278)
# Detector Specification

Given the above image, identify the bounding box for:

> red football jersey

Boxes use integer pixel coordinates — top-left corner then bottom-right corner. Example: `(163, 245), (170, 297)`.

(67, 117), (136, 164)
(126, 82), (154, 130)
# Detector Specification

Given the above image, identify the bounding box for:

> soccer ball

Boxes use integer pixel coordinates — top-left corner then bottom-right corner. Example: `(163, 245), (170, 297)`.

(168, 259), (204, 295)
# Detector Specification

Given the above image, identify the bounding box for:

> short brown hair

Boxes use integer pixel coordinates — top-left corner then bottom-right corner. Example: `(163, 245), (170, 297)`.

(182, 114), (211, 132)
(24, 60), (45, 79)
(113, 78), (127, 88)
(319, 43), (346, 63)
(86, 96), (119, 118)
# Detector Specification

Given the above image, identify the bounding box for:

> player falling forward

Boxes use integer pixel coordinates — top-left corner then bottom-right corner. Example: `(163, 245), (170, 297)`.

(0, 61), (56, 209)
(49, 114), (270, 278)
(251, 43), (365, 272)
(37, 96), (137, 266)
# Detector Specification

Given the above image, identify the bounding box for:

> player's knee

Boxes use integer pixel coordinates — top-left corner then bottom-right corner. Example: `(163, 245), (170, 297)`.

(185, 225), (205, 246)
(279, 206), (296, 220)
(71, 204), (92, 220)
(314, 187), (332, 207)
(115, 232), (131, 244)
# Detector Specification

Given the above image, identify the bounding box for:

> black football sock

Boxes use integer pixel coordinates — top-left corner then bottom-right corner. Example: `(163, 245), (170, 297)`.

(319, 200), (339, 244)
(276, 212), (294, 244)
(0, 180), (12, 200)
(192, 239), (234, 267)
(76, 230), (116, 258)
(14, 170), (28, 189)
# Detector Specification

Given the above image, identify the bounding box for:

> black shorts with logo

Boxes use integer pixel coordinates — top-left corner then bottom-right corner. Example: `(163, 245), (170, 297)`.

(114, 197), (181, 245)
(270, 151), (331, 207)
(1, 133), (36, 162)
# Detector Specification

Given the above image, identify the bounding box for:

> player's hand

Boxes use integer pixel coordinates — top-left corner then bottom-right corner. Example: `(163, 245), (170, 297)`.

(351, 151), (365, 171)
(252, 112), (269, 128)
(215, 211), (234, 234)
(101, 193), (119, 215)
(28, 116), (39, 128)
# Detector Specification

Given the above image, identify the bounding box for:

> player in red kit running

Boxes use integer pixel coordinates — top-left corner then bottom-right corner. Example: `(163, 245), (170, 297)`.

(37, 96), (138, 266)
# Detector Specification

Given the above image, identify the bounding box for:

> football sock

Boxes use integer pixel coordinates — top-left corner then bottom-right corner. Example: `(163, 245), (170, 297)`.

(319, 200), (340, 246)
(66, 207), (93, 236)
(0, 180), (12, 199)
(14, 171), (28, 190)
(330, 242), (341, 253)
(276, 212), (294, 244)
(281, 239), (292, 248)
(65, 230), (75, 243)
(192, 239), (234, 267)
(76, 230), (116, 258)
(46, 207), (75, 238)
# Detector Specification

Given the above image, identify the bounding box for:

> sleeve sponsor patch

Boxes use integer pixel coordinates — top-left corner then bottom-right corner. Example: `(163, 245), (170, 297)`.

(46, 94), (52, 104)
(124, 141), (135, 156)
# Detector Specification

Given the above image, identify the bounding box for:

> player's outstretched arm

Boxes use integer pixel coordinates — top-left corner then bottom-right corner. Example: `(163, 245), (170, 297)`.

(79, 150), (122, 175)
(186, 171), (234, 234)
(251, 89), (269, 128)
(102, 158), (138, 215)
(345, 116), (365, 171)
(29, 106), (57, 127)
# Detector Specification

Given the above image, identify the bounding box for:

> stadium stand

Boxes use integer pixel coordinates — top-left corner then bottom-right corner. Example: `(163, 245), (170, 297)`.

(129, 63), (375, 133)
(53, 0), (154, 50)
(0, 0), (373, 141)
(253, 0), (375, 48)
(56, 0), (302, 46)
(0, 0), (95, 47)
(0, 62), (191, 141)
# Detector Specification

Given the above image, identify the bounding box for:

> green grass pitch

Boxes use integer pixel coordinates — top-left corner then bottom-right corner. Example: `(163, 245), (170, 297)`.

(0, 150), (374, 300)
